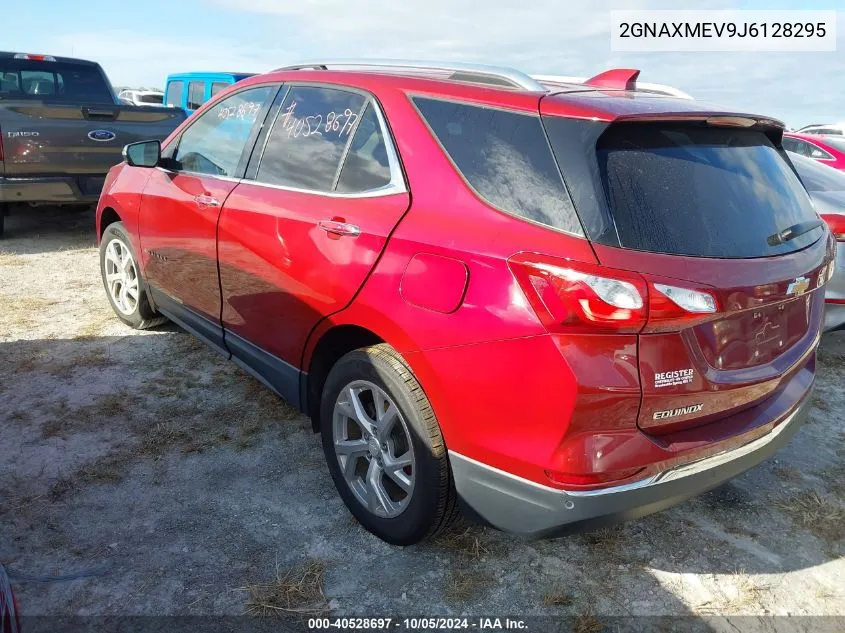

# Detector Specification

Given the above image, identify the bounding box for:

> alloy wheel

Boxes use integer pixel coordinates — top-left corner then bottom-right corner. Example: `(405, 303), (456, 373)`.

(104, 238), (140, 316)
(332, 380), (415, 518)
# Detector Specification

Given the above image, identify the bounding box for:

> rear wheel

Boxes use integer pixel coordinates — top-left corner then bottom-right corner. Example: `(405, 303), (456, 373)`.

(320, 344), (458, 544)
(99, 222), (166, 329)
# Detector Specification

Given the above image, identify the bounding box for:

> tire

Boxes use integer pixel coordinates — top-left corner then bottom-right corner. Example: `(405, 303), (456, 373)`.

(99, 222), (166, 329)
(320, 344), (458, 545)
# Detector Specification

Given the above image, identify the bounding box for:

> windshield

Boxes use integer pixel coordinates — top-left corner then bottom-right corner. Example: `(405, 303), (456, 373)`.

(0, 59), (113, 104)
(593, 124), (822, 258)
(789, 152), (845, 193)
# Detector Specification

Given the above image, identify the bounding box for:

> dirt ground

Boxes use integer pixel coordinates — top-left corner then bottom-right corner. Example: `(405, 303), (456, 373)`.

(2, 208), (845, 629)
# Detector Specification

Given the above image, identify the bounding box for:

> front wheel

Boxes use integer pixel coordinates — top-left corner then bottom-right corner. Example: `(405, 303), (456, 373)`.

(99, 222), (166, 329)
(320, 344), (458, 545)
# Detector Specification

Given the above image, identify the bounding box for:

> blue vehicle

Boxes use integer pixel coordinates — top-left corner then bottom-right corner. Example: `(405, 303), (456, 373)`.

(163, 72), (254, 113)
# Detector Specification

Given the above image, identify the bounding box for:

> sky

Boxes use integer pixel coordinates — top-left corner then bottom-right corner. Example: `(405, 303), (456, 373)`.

(3, 0), (844, 128)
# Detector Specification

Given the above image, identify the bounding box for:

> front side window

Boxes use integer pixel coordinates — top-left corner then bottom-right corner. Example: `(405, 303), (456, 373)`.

(173, 86), (275, 177)
(165, 81), (184, 107)
(256, 86), (366, 191)
(187, 81), (205, 110)
(412, 97), (581, 235)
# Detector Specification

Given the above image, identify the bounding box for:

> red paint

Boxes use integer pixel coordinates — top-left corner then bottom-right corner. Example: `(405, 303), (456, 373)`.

(585, 68), (641, 90)
(784, 132), (845, 171)
(97, 66), (832, 494)
(401, 253), (468, 314)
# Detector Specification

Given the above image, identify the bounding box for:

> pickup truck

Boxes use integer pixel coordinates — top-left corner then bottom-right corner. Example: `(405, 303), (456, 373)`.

(0, 52), (186, 236)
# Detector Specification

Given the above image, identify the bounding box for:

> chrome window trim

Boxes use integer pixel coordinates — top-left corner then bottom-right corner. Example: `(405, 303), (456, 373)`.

(250, 81), (407, 198)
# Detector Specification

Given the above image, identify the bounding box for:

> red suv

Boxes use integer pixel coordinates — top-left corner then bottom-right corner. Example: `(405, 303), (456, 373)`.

(96, 61), (835, 545)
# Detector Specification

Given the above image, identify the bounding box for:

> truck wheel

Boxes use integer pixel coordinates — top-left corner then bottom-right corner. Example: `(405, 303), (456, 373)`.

(320, 344), (458, 545)
(99, 222), (166, 329)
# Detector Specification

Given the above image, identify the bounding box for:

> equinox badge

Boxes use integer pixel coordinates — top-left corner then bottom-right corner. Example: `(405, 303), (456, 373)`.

(653, 404), (704, 420)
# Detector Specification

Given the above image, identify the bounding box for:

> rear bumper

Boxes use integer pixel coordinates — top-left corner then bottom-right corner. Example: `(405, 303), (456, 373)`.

(0, 175), (105, 204)
(451, 392), (811, 537)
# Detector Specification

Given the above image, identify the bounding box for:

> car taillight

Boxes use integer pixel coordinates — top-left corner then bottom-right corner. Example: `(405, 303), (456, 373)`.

(508, 255), (647, 333)
(821, 214), (845, 241)
(508, 254), (719, 334)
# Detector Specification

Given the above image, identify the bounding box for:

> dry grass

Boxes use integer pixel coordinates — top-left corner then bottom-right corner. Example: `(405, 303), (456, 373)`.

(775, 491), (845, 543)
(2, 296), (58, 332)
(244, 559), (328, 616)
(696, 570), (769, 614)
(41, 390), (134, 439)
(773, 465), (802, 482)
(444, 569), (493, 603)
(572, 608), (602, 633)
(434, 526), (492, 559)
(542, 590), (574, 607)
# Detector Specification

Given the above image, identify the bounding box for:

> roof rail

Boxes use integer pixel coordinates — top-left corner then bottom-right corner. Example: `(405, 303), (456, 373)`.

(532, 73), (694, 100)
(275, 59), (548, 92)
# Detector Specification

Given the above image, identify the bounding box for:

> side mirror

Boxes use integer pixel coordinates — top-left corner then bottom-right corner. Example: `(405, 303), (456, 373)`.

(123, 140), (161, 168)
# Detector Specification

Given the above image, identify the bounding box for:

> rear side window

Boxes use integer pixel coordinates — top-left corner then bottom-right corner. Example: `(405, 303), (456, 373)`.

(187, 81), (205, 110)
(256, 86), (366, 191)
(0, 60), (113, 103)
(174, 86), (274, 177)
(412, 97), (581, 235)
(596, 124), (821, 258)
(165, 81), (183, 107)
(336, 104), (392, 193)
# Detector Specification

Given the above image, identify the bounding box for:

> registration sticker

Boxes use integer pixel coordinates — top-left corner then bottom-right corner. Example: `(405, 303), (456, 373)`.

(654, 369), (694, 388)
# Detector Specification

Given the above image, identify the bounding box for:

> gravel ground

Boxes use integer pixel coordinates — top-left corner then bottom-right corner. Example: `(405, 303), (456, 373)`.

(1, 208), (844, 629)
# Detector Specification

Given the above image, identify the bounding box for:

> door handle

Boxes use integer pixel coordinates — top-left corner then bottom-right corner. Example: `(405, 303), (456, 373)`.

(194, 193), (219, 207)
(318, 219), (361, 237)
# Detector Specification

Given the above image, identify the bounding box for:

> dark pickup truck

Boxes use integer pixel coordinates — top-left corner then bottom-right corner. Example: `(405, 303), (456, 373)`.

(0, 52), (186, 236)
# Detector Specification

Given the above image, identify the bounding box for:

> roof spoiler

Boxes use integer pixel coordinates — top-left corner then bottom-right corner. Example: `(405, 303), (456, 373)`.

(585, 68), (640, 90)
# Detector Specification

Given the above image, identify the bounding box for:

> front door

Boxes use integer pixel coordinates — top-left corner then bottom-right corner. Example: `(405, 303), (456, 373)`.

(138, 83), (278, 347)
(217, 85), (410, 403)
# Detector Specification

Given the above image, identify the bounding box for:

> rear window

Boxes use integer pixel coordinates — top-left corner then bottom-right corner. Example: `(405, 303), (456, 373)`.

(595, 124), (822, 258)
(412, 97), (582, 235)
(138, 93), (163, 105)
(0, 60), (113, 103)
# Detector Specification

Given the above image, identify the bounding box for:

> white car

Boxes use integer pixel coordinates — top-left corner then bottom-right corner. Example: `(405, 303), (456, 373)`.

(796, 123), (845, 136)
(789, 152), (845, 332)
(117, 89), (164, 106)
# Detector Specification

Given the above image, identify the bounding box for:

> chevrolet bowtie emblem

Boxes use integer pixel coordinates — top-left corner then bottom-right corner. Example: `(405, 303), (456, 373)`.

(786, 276), (810, 296)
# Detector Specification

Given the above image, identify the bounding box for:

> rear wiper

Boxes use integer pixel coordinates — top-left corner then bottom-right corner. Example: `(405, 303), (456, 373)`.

(767, 219), (824, 246)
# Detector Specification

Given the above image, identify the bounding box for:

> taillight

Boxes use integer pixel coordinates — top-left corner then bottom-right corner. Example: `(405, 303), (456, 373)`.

(646, 282), (719, 332)
(508, 254), (720, 334)
(508, 255), (647, 333)
(821, 214), (845, 241)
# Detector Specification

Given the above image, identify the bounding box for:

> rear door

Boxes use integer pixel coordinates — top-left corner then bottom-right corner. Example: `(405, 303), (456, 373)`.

(138, 83), (278, 347)
(544, 117), (833, 434)
(217, 84), (409, 399)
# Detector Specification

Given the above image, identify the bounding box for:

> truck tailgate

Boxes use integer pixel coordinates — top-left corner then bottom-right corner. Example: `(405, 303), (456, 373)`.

(0, 102), (184, 177)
